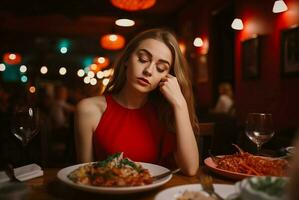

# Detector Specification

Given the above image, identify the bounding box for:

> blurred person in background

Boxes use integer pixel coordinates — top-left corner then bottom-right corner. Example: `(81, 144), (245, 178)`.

(75, 28), (200, 176)
(50, 85), (75, 130)
(210, 82), (235, 116)
(49, 85), (76, 165)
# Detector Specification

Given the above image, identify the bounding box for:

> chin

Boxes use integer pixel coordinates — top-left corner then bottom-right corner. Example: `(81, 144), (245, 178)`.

(133, 84), (153, 93)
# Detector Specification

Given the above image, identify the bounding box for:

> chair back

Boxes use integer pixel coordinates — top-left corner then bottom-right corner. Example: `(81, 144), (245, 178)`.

(198, 122), (215, 164)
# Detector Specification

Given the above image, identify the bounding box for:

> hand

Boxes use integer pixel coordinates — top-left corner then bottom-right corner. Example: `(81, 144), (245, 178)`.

(159, 74), (186, 108)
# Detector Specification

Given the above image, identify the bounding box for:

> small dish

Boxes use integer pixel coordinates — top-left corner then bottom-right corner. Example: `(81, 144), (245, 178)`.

(155, 184), (235, 200)
(235, 176), (288, 200)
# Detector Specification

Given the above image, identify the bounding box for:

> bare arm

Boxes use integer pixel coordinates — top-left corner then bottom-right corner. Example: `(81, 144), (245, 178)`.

(75, 96), (106, 163)
(159, 74), (199, 176)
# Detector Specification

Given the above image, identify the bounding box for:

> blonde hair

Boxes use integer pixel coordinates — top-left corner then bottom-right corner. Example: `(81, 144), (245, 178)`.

(106, 28), (199, 135)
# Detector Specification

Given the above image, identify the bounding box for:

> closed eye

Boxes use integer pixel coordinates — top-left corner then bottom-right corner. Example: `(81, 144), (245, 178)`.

(138, 56), (150, 63)
(156, 63), (168, 73)
(157, 67), (165, 73)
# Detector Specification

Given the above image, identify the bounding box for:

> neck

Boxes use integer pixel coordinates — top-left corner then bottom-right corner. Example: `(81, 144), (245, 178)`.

(114, 86), (148, 109)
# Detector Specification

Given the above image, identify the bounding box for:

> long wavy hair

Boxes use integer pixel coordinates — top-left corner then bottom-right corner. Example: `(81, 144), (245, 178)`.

(105, 28), (199, 135)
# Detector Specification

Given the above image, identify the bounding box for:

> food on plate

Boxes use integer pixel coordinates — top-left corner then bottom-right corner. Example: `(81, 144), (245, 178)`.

(211, 144), (289, 176)
(176, 190), (214, 200)
(231, 176), (289, 200)
(248, 176), (287, 197)
(67, 152), (153, 186)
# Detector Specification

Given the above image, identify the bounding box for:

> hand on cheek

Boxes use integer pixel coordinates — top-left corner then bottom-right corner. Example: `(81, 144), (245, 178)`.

(159, 74), (186, 107)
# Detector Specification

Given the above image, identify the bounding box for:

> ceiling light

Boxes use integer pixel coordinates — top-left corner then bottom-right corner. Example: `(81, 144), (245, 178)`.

(100, 34), (125, 50)
(110, 0), (156, 11)
(90, 78), (97, 85)
(115, 19), (135, 27)
(87, 71), (95, 78)
(193, 37), (203, 47)
(20, 65), (27, 73)
(3, 52), (22, 65)
(102, 78), (110, 86)
(231, 18), (244, 30)
(40, 66), (48, 74)
(21, 75), (28, 83)
(0, 63), (6, 71)
(29, 86), (36, 94)
(97, 71), (104, 79)
(59, 67), (67, 75)
(272, 0), (288, 13)
(84, 76), (91, 84)
(77, 69), (85, 77)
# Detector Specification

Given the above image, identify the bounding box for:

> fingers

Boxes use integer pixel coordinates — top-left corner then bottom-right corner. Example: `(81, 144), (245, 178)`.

(159, 74), (177, 87)
(159, 76), (168, 87)
(166, 74), (175, 78)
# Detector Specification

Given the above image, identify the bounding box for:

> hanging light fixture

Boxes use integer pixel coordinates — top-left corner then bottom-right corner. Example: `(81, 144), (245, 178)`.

(95, 57), (110, 69)
(231, 18), (244, 30)
(193, 37), (203, 47)
(272, 0), (288, 13)
(110, 0), (156, 11)
(3, 52), (22, 65)
(100, 34), (125, 50)
(115, 18), (135, 27)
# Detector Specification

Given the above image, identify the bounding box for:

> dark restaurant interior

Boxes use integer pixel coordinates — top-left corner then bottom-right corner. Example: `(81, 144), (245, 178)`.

(0, 0), (299, 190)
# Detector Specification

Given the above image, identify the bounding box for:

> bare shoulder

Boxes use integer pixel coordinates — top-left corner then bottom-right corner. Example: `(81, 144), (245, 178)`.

(77, 96), (106, 112)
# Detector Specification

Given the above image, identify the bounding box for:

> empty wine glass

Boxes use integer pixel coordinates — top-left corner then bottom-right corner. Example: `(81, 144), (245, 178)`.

(11, 105), (39, 147)
(245, 113), (275, 153)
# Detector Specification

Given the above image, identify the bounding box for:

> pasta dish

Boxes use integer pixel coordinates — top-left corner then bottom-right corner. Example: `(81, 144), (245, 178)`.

(68, 153), (153, 187)
(213, 144), (289, 176)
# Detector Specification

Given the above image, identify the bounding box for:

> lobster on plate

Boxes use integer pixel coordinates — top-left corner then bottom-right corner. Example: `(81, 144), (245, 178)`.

(211, 144), (289, 176)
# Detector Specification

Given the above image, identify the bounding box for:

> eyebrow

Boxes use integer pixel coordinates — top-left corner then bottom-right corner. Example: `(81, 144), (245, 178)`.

(138, 49), (171, 67)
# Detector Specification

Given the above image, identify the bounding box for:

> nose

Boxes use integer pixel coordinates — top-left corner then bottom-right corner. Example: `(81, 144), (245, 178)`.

(143, 62), (155, 76)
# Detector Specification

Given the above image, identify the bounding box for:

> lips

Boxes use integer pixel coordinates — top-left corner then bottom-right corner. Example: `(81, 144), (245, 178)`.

(137, 77), (150, 85)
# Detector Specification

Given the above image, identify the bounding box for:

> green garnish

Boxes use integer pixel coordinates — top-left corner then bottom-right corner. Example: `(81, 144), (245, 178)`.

(94, 152), (122, 167)
(120, 158), (137, 168)
(248, 177), (288, 197)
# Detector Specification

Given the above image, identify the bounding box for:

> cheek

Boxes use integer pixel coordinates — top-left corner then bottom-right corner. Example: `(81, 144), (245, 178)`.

(151, 75), (165, 87)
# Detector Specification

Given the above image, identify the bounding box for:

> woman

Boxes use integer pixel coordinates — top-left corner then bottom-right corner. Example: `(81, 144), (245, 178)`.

(75, 28), (199, 176)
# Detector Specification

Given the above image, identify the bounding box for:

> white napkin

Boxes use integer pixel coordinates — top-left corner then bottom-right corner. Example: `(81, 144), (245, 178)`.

(0, 163), (43, 183)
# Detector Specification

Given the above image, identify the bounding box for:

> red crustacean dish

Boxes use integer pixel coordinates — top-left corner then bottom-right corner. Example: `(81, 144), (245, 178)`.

(204, 144), (289, 180)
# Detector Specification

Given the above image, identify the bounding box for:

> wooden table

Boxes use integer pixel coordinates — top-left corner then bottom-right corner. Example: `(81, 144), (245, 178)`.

(23, 168), (235, 200)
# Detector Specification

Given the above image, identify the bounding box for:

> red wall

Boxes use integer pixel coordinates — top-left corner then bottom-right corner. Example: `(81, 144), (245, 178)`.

(178, 0), (229, 109)
(179, 0), (299, 130)
(235, 0), (299, 129)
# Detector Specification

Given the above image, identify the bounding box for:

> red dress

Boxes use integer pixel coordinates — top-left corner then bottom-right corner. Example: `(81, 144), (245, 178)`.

(93, 95), (176, 167)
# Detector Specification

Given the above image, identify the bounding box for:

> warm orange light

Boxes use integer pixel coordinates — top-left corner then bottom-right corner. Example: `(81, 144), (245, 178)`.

(29, 86), (36, 93)
(100, 34), (125, 50)
(110, 0), (156, 11)
(90, 64), (98, 71)
(94, 57), (110, 70)
(3, 52), (22, 65)
(178, 41), (186, 55)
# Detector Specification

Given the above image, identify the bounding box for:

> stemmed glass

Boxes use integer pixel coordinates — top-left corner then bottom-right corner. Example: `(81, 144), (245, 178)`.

(245, 113), (275, 154)
(11, 105), (39, 147)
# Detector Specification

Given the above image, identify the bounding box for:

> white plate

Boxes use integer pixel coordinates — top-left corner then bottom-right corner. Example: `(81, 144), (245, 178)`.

(155, 184), (236, 200)
(57, 162), (172, 194)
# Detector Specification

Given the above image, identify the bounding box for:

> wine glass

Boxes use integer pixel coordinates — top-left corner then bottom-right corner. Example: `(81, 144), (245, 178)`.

(245, 113), (275, 153)
(11, 105), (39, 147)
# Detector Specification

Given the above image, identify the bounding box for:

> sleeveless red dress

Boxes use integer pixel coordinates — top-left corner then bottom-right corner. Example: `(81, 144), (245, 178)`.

(93, 95), (176, 167)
